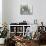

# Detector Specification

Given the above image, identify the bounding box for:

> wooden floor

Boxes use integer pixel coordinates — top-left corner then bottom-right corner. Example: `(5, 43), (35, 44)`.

(0, 44), (4, 46)
(31, 40), (46, 46)
(0, 44), (46, 46)
(40, 45), (46, 46)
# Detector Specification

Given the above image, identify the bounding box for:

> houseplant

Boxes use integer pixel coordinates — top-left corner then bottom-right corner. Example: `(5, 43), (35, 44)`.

(0, 23), (9, 44)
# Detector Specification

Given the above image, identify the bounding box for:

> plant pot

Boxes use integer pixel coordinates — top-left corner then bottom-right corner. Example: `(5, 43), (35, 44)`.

(0, 38), (5, 44)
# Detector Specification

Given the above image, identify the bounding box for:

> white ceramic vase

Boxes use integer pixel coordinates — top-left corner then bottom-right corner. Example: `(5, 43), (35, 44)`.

(0, 38), (5, 44)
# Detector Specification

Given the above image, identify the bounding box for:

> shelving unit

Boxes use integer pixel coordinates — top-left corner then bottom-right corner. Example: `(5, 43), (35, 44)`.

(9, 25), (31, 37)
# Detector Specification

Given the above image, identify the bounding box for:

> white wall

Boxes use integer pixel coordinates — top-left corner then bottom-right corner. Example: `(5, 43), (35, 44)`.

(8, 0), (39, 24)
(0, 0), (2, 27)
(3, 0), (46, 26)
(2, 0), (8, 24)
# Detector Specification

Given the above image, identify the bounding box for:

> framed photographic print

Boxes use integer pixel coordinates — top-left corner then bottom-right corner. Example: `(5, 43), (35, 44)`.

(20, 5), (33, 15)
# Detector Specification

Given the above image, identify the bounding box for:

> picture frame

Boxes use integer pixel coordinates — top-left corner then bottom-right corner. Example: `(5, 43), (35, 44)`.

(20, 5), (33, 15)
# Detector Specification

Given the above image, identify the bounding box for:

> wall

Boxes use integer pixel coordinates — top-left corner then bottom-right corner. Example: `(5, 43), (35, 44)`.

(2, 0), (10, 28)
(2, 0), (8, 24)
(2, 0), (46, 26)
(7, 0), (39, 25)
(0, 0), (2, 27)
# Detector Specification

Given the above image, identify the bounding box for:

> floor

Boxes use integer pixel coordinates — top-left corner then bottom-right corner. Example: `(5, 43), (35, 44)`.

(0, 44), (46, 46)
(31, 40), (46, 46)
(40, 45), (46, 46)
(0, 44), (4, 46)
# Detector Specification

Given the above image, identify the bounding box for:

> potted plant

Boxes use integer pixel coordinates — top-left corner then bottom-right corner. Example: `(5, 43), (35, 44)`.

(0, 23), (9, 44)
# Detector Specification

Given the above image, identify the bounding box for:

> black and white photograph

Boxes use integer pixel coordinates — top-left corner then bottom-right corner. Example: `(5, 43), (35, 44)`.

(20, 5), (32, 15)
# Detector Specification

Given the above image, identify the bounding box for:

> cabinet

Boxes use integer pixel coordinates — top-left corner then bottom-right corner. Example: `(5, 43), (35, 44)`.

(9, 25), (30, 37)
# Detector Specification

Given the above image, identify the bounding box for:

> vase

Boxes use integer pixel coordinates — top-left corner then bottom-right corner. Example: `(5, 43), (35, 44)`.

(0, 38), (5, 44)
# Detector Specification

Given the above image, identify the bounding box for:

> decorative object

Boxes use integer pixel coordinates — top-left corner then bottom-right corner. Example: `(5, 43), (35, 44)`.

(26, 27), (32, 40)
(34, 19), (37, 24)
(0, 38), (5, 44)
(20, 5), (33, 15)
